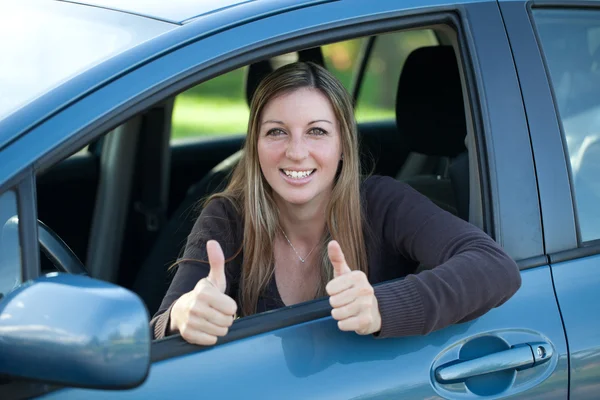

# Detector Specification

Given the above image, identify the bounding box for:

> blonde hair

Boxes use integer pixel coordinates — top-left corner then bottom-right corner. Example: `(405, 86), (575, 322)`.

(207, 61), (368, 316)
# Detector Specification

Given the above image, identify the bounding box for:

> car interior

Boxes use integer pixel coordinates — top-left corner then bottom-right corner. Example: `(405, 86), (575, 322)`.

(35, 24), (483, 320)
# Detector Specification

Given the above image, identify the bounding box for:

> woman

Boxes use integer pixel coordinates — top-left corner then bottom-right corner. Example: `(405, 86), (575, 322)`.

(151, 62), (521, 345)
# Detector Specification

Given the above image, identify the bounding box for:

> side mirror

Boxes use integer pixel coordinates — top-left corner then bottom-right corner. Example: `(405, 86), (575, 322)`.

(0, 273), (150, 389)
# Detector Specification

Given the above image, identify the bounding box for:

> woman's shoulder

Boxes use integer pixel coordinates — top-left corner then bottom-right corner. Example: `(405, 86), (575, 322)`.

(361, 174), (416, 201)
(200, 196), (241, 220)
(192, 196), (243, 240)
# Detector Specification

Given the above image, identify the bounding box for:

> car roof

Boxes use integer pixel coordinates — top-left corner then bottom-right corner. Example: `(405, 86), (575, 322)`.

(58, 0), (258, 24)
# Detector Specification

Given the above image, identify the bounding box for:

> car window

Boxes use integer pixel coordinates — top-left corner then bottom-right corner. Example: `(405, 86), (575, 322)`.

(171, 67), (249, 142)
(533, 9), (600, 242)
(355, 29), (439, 122)
(0, 190), (21, 300)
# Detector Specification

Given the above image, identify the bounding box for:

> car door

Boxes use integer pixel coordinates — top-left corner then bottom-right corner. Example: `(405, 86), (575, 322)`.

(500, 1), (600, 398)
(24, 0), (566, 398)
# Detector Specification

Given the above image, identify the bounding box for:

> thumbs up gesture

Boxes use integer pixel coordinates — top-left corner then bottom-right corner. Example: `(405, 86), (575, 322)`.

(170, 240), (238, 345)
(325, 241), (381, 335)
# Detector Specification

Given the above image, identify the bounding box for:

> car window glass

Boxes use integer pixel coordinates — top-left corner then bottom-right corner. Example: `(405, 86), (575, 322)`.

(355, 29), (439, 122)
(0, 190), (21, 300)
(534, 9), (600, 242)
(171, 66), (249, 142)
(0, 1), (174, 123)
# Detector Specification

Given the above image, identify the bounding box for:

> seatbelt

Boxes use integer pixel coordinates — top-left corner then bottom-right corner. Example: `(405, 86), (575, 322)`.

(133, 103), (172, 252)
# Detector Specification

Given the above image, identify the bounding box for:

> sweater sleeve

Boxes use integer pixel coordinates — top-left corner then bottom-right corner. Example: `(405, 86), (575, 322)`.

(150, 197), (242, 340)
(364, 176), (522, 338)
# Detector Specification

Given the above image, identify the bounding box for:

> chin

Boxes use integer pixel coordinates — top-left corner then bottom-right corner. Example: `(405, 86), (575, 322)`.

(275, 189), (318, 206)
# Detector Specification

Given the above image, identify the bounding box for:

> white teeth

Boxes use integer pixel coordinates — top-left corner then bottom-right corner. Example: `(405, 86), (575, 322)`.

(283, 169), (313, 179)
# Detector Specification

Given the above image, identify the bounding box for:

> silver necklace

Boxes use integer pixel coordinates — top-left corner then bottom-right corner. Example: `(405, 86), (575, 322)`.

(281, 228), (319, 263)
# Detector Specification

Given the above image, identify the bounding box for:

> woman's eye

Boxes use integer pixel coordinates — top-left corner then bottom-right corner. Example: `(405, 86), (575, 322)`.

(308, 127), (327, 136)
(266, 128), (285, 136)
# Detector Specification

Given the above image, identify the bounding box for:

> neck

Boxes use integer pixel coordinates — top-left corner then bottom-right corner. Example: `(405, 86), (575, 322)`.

(275, 195), (328, 245)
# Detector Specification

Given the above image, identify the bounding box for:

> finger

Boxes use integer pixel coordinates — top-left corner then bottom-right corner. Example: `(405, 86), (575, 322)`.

(326, 274), (354, 296)
(207, 240), (227, 293)
(331, 300), (361, 321)
(186, 317), (229, 337)
(337, 315), (372, 335)
(206, 292), (238, 317)
(180, 329), (218, 346)
(328, 241), (352, 278)
(190, 302), (234, 328)
(329, 286), (362, 308)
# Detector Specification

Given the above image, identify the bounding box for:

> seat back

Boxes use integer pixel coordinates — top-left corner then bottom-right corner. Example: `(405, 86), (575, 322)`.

(395, 45), (468, 216)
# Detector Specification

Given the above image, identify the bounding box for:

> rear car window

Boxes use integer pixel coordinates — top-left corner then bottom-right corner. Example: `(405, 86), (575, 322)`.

(533, 9), (600, 242)
(355, 29), (439, 122)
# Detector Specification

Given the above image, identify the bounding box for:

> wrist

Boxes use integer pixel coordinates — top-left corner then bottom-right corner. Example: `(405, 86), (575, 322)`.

(371, 296), (382, 334)
(168, 300), (181, 335)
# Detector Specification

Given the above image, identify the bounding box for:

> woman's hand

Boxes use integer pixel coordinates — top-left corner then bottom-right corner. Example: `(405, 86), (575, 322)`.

(170, 240), (238, 345)
(326, 240), (382, 335)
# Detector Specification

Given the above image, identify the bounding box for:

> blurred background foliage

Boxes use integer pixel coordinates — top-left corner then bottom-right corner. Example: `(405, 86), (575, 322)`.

(171, 30), (437, 140)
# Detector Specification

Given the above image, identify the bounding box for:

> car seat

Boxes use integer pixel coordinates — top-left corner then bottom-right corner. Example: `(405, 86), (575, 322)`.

(395, 45), (468, 217)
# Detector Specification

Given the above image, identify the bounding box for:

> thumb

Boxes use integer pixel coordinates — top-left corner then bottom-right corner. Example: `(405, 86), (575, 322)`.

(328, 240), (351, 278)
(206, 240), (227, 293)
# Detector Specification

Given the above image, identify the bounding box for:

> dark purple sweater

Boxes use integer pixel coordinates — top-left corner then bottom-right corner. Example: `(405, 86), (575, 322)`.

(151, 175), (521, 340)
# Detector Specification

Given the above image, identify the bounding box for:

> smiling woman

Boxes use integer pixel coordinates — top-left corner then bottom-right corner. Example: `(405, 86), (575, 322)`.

(151, 62), (521, 346)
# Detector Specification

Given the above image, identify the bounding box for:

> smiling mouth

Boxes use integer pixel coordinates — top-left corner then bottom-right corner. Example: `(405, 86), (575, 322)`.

(280, 169), (316, 179)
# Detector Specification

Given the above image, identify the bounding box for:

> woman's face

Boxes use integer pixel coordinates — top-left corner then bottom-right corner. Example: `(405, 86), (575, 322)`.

(257, 87), (342, 208)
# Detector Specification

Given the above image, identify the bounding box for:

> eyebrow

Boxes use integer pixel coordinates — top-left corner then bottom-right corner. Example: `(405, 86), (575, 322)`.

(261, 119), (333, 125)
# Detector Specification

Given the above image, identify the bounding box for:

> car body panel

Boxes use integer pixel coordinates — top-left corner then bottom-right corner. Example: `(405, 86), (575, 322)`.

(497, 0), (577, 253)
(42, 267), (568, 399)
(500, 2), (600, 399)
(551, 257), (600, 400)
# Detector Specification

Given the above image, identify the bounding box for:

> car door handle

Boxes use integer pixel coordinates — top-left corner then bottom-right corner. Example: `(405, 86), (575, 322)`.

(435, 342), (553, 384)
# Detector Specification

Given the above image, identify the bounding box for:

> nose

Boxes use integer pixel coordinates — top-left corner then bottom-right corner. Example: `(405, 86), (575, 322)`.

(285, 134), (308, 161)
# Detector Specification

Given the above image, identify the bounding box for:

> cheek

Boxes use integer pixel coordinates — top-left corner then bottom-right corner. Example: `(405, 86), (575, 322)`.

(315, 145), (341, 169)
(257, 140), (281, 171)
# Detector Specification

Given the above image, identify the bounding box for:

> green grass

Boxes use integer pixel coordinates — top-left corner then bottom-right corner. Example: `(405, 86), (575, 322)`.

(171, 95), (395, 141)
(172, 96), (250, 139)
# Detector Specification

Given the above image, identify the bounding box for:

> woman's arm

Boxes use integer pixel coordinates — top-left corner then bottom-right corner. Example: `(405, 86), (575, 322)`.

(150, 198), (242, 340)
(364, 176), (521, 338)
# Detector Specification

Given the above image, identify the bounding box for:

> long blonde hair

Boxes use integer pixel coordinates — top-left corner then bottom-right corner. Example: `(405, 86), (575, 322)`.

(208, 61), (368, 316)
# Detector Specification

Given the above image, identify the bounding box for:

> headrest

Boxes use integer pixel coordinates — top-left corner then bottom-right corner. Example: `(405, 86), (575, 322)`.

(245, 47), (325, 106)
(396, 46), (467, 157)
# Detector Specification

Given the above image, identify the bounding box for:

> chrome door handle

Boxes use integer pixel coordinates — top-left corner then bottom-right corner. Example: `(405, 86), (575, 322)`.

(435, 342), (553, 384)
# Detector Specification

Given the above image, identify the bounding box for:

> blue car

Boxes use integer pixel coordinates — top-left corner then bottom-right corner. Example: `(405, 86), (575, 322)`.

(0, 0), (598, 398)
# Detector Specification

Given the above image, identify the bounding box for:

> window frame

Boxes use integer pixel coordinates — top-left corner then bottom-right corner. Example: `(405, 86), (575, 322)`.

(149, 10), (532, 359)
(0, 167), (39, 285)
